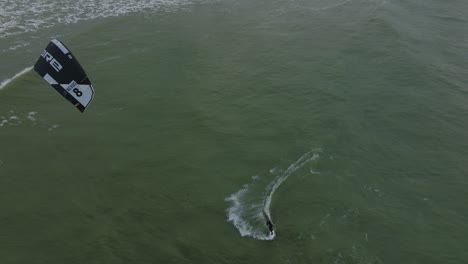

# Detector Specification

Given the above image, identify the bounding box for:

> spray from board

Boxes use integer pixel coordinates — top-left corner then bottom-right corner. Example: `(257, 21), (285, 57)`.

(225, 150), (320, 240)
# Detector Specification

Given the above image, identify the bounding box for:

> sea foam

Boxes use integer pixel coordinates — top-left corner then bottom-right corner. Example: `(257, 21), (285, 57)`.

(0, 0), (191, 39)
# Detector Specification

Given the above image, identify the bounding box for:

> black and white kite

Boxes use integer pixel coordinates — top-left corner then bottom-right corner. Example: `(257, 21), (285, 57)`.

(34, 39), (94, 112)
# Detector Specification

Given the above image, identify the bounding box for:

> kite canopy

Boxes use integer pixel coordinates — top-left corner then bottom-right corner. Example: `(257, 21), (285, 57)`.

(34, 39), (94, 112)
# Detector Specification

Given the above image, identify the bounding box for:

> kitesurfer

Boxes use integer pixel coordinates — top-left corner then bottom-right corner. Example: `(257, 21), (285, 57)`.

(266, 219), (274, 236)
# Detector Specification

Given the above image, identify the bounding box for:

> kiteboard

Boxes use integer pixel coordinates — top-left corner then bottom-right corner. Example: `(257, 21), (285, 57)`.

(34, 39), (94, 112)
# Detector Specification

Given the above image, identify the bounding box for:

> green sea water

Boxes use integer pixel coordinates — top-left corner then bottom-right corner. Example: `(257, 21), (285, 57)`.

(1, 0), (468, 263)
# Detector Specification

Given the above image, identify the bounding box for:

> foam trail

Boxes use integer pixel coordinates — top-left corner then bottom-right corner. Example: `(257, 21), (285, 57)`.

(226, 150), (320, 240)
(263, 151), (320, 233)
(0, 67), (33, 90)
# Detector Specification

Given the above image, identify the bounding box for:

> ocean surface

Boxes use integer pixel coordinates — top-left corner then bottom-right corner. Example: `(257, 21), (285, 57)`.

(1, 0), (468, 263)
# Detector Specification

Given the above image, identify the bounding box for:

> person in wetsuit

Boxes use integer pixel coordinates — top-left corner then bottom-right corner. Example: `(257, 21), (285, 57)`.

(266, 219), (274, 235)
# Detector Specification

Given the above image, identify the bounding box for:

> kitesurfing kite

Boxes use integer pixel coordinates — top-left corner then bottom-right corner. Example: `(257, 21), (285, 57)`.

(34, 39), (94, 112)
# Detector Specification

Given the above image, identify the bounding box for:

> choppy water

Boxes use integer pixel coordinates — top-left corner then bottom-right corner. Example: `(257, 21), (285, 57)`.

(1, 0), (468, 263)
